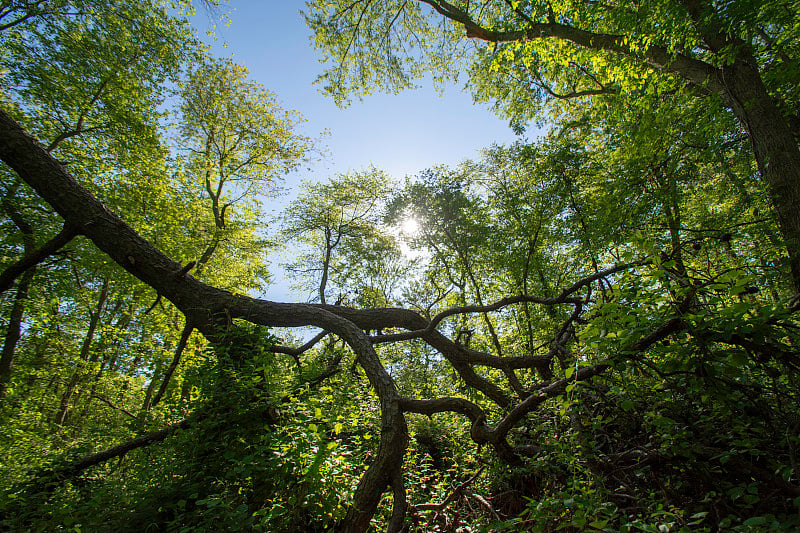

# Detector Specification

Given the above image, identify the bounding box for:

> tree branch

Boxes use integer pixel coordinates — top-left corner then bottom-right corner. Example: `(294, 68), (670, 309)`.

(0, 223), (77, 294)
(416, 0), (725, 93)
(0, 106), (408, 533)
(271, 329), (329, 358)
(44, 418), (192, 481)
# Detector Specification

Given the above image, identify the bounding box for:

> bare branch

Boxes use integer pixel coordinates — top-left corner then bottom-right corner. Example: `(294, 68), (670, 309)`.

(90, 393), (138, 419)
(271, 329), (329, 357)
(410, 466), (485, 512)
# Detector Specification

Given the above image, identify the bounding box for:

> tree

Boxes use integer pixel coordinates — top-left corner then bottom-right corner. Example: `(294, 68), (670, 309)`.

(136, 59), (314, 413)
(0, 0), (198, 401)
(176, 58), (312, 274)
(8, 103), (799, 530)
(305, 0), (800, 291)
(2, 2), (800, 532)
(281, 168), (394, 305)
(1, 108), (412, 531)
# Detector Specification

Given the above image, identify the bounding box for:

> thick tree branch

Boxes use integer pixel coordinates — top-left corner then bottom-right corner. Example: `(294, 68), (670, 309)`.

(399, 395), (485, 423)
(0, 107), (410, 533)
(0, 223), (77, 294)
(417, 0), (725, 93)
(398, 312), (691, 469)
(491, 363), (609, 438)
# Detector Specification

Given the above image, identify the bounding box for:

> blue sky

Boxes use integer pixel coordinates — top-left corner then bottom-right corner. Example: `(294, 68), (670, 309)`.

(190, 1), (525, 301)
(196, 2), (521, 185)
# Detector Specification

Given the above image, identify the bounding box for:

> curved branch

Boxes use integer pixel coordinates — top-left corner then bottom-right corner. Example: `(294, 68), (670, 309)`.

(492, 364), (608, 437)
(427, 293), (582, 331)
(416, 0), (724, 93)
(398, 312), (691, 470)
(399, 395), (485, 423)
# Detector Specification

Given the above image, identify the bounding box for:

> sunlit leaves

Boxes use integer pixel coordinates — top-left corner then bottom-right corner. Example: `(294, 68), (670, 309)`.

(177, 58), (312, 199)
(281, 168), (406, 304)
(304, 0), (466, 106)
(173, 58), (314, 292)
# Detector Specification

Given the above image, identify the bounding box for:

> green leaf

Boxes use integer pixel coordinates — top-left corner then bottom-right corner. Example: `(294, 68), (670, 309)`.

(742, 516), (768, 527)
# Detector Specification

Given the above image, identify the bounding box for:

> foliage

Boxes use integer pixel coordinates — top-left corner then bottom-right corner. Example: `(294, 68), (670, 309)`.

(281, 168), (409, 305)
(2, 1), (800, 532)
(304, 0), (800, 123)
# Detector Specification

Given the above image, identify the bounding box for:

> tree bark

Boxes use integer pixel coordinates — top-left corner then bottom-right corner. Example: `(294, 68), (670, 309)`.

(715, 58), (800, 291)
(0, 186), (37, 400)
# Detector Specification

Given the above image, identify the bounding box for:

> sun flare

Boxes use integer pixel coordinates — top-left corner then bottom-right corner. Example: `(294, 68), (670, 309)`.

(400, 217), (420, 236)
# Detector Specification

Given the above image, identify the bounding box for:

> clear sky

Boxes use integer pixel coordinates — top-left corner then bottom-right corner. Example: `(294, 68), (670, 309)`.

(190, 1), (525, 301)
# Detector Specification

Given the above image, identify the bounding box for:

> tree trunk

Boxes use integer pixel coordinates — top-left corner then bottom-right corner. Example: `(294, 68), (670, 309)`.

(150, 320), (193, 408)
(340, 398), (408, 533)
(718, 58), (800, 292)
(140, 358), (163, 416)
(55, 277), (110, 425)
(0, 267), (35, 398)
(0, 186), (37, 399)
(320, 229), (333, 304)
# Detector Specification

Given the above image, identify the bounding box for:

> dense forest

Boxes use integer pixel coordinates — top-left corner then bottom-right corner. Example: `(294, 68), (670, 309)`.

(1, 1), (800, 531)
